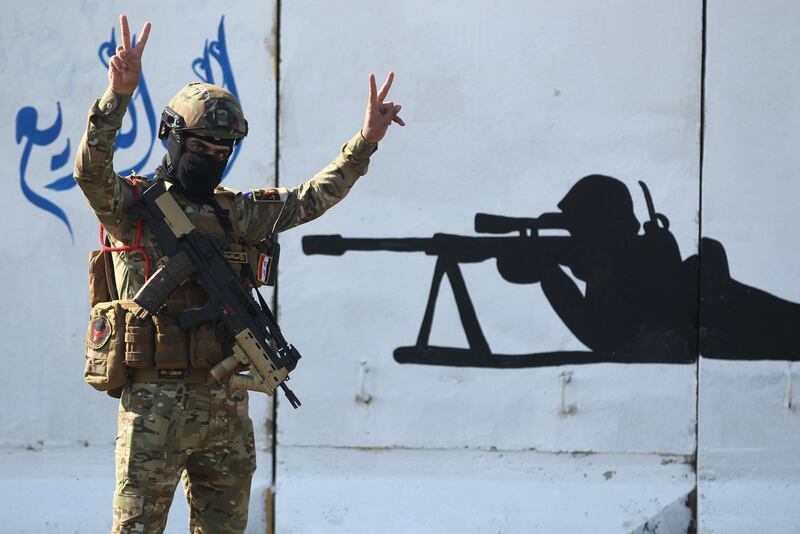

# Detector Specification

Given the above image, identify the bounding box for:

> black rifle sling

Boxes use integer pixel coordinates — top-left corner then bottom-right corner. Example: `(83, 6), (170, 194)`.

(209, 198), (301, 408)
(207, 198), (274, 315)
(208, 198), (281, 338)
(208, 197), (236, 234)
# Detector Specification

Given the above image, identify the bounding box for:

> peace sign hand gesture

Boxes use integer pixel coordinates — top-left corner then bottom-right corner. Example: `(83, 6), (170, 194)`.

(362, 72), (405, 144)
(108, 15), (152, 96)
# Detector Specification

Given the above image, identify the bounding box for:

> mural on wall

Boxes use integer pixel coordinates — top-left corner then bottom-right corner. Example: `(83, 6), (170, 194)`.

(303, 175), (800, 366)
(14, 16), (239, 242)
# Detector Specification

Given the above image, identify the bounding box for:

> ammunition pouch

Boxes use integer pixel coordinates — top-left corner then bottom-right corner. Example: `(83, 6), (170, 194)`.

(121, 283), (228, 371)
(152, 314), (189, 369)
(84, 300), (142, 398)
(83, 296), (228, 399)
(124, 313), (155, 368)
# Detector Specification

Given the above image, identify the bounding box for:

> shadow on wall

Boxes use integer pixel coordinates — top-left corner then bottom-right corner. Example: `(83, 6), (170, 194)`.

(303, 175), (800, 367)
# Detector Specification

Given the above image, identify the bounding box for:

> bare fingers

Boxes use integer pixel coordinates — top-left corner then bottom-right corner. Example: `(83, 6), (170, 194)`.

(385, 103), (404, 126)
(109, 55), (127, 73)
(369, 73), (378, 105)
(120, 15), (131, 50)
(135, 21), (151, 53)
(376, 71), (394, 102)
(113, 46), (130, 71)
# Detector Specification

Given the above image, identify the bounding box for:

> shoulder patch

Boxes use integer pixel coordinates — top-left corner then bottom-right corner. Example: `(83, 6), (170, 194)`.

(246, 188), (287, 203)
(87, 316), (112, 350)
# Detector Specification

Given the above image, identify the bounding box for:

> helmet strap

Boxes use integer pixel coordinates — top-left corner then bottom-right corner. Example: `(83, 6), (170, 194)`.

(165, 131), (186, 175)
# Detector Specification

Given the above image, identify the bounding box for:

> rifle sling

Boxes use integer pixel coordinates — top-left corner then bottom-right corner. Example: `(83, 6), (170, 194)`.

(206, 196), (300, 407)
(208, 198), (288, 348)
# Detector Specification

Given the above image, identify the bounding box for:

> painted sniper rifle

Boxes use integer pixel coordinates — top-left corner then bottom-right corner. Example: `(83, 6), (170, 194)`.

(302, 182), (696, 368)
(131, 180), (301, 408)
(302, 212), (573, 367)
(302, 212), (571, 284)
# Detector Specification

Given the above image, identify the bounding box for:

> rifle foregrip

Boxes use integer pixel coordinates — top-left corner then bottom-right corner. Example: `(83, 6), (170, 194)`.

(210, 354), (241, 382)
(133, 250), (195, 314)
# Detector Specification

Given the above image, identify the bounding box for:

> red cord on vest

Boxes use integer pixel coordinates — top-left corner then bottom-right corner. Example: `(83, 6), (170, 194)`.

(98, 180), (152, 281)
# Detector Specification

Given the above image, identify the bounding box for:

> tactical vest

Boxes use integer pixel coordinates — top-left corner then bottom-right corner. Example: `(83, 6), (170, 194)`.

(85, 178), (270, 396)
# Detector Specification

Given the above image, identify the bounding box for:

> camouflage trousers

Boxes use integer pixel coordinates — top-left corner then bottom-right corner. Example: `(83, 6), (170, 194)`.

(112, 381), (257, 533)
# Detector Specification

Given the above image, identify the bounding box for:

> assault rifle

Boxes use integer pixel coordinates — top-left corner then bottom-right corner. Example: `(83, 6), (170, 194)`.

(131, 181), (301, 408)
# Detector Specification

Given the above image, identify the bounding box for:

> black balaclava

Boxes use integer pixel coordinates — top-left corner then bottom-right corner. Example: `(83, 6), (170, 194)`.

(155, 132), (230, 204)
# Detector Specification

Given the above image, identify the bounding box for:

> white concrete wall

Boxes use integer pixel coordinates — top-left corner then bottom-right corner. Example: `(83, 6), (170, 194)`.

(0, 1), (798, 533)
(699, 1), (800, 532)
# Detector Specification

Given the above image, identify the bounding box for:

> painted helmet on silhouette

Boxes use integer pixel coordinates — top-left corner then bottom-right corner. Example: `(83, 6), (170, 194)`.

(158, 82), (248, 144)
(557, 174), (641, 236)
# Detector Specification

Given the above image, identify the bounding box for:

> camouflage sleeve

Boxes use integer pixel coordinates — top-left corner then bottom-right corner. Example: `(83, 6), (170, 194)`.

(73, 87), (135, 238)
(239, 131), (378, 240)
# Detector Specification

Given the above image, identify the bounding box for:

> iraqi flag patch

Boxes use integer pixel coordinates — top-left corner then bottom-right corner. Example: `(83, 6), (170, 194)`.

(87, 316), (112, 350)
(257, 253), (272, 284)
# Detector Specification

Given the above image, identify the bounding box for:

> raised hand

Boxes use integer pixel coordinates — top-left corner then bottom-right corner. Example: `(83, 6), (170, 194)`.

(108, 15), (151, 96)
(362, 72), (405, 144)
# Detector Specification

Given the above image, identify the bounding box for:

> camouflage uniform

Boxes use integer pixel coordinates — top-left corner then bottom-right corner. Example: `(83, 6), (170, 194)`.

(75, 86), (377, 533)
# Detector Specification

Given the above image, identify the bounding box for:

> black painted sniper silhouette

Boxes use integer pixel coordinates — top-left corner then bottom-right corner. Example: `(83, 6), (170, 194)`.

(302, 175), (800, 367)
(694, 238), (800, 359)
(538, 175), (697, 362)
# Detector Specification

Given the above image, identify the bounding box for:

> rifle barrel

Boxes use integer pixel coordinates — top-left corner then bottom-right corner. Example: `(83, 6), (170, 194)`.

(302, 233), (547, 264)
(302, 235), (437, 255)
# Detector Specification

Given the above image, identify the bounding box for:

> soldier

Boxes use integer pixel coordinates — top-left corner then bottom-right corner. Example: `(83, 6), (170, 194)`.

(75, 15), (403, 533)
(539, 175), (800, 361)
(540, 174), (696, 360)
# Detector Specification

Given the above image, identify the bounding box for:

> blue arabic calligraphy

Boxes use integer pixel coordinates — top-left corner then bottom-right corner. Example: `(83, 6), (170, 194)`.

(16, 103), (74, 238)
(15, 16), (241, 240)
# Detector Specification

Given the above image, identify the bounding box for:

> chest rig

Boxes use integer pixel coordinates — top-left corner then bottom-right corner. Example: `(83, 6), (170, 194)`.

(118, 188), (241, 372)
(89, 183), (262, 373)
(85, 180), (281, 398)
(87, 181), (284, 402)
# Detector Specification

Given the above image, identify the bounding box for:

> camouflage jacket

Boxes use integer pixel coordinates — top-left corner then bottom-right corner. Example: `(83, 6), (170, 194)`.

(74, 87), (377, 299)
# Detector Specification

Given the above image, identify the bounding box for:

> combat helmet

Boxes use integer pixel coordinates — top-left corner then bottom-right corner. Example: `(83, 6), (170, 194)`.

(158, 82), (248, 144)
(558, 174), (641, 236)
